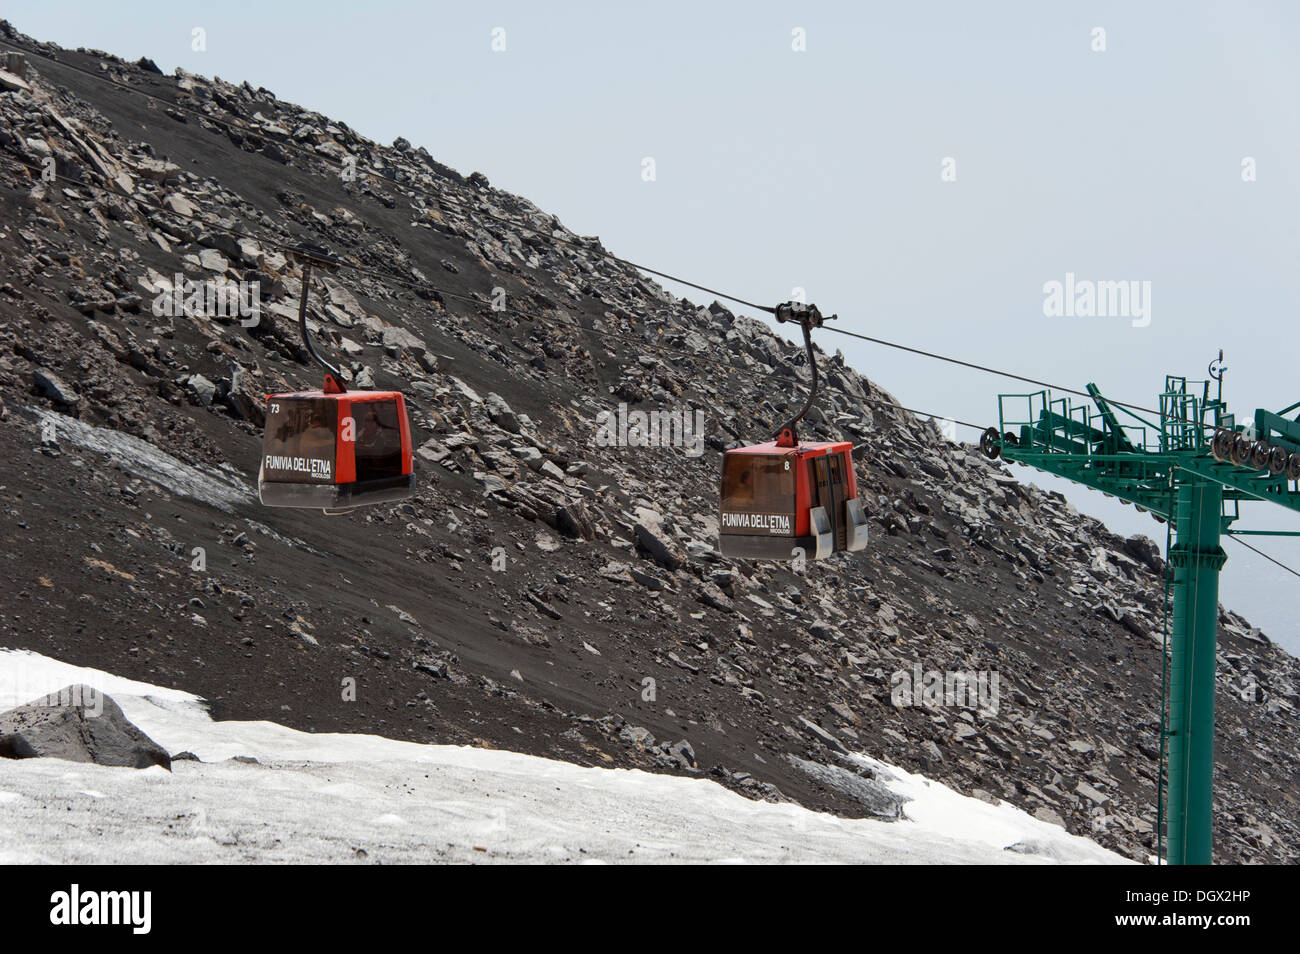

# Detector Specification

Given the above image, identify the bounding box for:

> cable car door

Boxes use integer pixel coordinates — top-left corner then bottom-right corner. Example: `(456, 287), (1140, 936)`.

(809, 455), (846, 552)
(827, 452), (849, 551)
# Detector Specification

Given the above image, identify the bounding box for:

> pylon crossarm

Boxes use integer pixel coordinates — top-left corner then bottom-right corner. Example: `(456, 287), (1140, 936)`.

(999, 446), (1177, 516)
(998, 413), (1300, 519)
(1175, 457), (1300, 514)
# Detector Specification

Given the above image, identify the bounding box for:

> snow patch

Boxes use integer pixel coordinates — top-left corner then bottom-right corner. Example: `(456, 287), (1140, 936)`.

(29, 407), (252, 512)
(847, 753), (1119, 862)
(0, 650), (1130, 864)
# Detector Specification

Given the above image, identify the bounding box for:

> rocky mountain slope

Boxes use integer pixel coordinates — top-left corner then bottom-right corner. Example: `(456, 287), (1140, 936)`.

(0, 22), (1295, 863)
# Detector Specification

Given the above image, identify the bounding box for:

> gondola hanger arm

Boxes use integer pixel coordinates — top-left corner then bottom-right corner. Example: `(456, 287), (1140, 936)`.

(772, 301), (836, 447)
(286, 244), (349, 393)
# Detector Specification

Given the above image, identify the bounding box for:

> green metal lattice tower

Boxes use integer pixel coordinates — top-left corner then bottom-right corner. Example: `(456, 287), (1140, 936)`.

(982, 364), (1300, 864)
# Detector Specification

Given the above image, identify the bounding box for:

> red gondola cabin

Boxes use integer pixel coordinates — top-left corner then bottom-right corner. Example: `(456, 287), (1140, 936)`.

(719, 439), (868, 561)
(258, 388), (414, 511)
(256, 244), (416, 514)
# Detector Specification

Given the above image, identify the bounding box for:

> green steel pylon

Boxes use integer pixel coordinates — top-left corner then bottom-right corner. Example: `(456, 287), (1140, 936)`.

(1165, 480), (1226, 864)
(982, 365), (1300, 864)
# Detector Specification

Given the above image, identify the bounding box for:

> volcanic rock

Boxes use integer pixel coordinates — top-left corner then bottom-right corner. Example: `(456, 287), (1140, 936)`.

(0, 686), (171, 770)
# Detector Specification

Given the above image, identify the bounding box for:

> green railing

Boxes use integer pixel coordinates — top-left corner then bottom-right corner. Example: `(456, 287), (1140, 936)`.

(997, 389), (1151, 458)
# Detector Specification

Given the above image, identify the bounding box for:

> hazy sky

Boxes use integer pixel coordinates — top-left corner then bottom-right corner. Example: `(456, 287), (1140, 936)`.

(9, 1), (1299, 652)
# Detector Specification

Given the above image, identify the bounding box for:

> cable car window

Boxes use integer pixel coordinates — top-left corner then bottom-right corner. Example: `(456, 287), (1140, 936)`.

(354, 399), (404, 481)
(721, 454), (795, 513)
(828, 451), (845, 489)
(263, 399), (337, 483)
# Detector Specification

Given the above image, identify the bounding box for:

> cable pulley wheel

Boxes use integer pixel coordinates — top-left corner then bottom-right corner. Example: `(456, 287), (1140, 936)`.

(1211, 427), (1233, 462)
(979, 426), (1001, 460)
(1230, 433), (1253, 467)
(1266, 445), (1288, 477)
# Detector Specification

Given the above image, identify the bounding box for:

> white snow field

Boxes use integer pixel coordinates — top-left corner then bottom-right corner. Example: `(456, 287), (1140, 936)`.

(0, 650), (1128, 864)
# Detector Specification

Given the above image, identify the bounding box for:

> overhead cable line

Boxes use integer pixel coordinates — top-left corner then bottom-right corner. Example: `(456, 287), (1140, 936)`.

(7, 104), (1300, 579)
(7, 38), (1221, 432)
(1, 152), (982, 438)
(1228, 536), (1300, 581)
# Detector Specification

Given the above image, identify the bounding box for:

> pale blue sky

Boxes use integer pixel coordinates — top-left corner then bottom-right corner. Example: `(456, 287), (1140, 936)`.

(10, 1), (1300, 652)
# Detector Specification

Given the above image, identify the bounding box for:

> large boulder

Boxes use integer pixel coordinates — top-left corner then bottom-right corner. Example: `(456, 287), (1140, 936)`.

(555, 500), (596, 540)
(185, 373), (217, 407)
(1123, 534), (1164, 574)
(381, 325), (427, 359)
(0, 686), (171, 770)
(33, 369), (80, 406)
(224, 362), (266, 426)
(485, 392), (521, 433)
(635, 521), (684, 571)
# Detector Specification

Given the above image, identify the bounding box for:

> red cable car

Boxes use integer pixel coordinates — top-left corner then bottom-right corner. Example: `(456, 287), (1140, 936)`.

(718, 302), (869, 561)
(258, 246), (415, 513)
